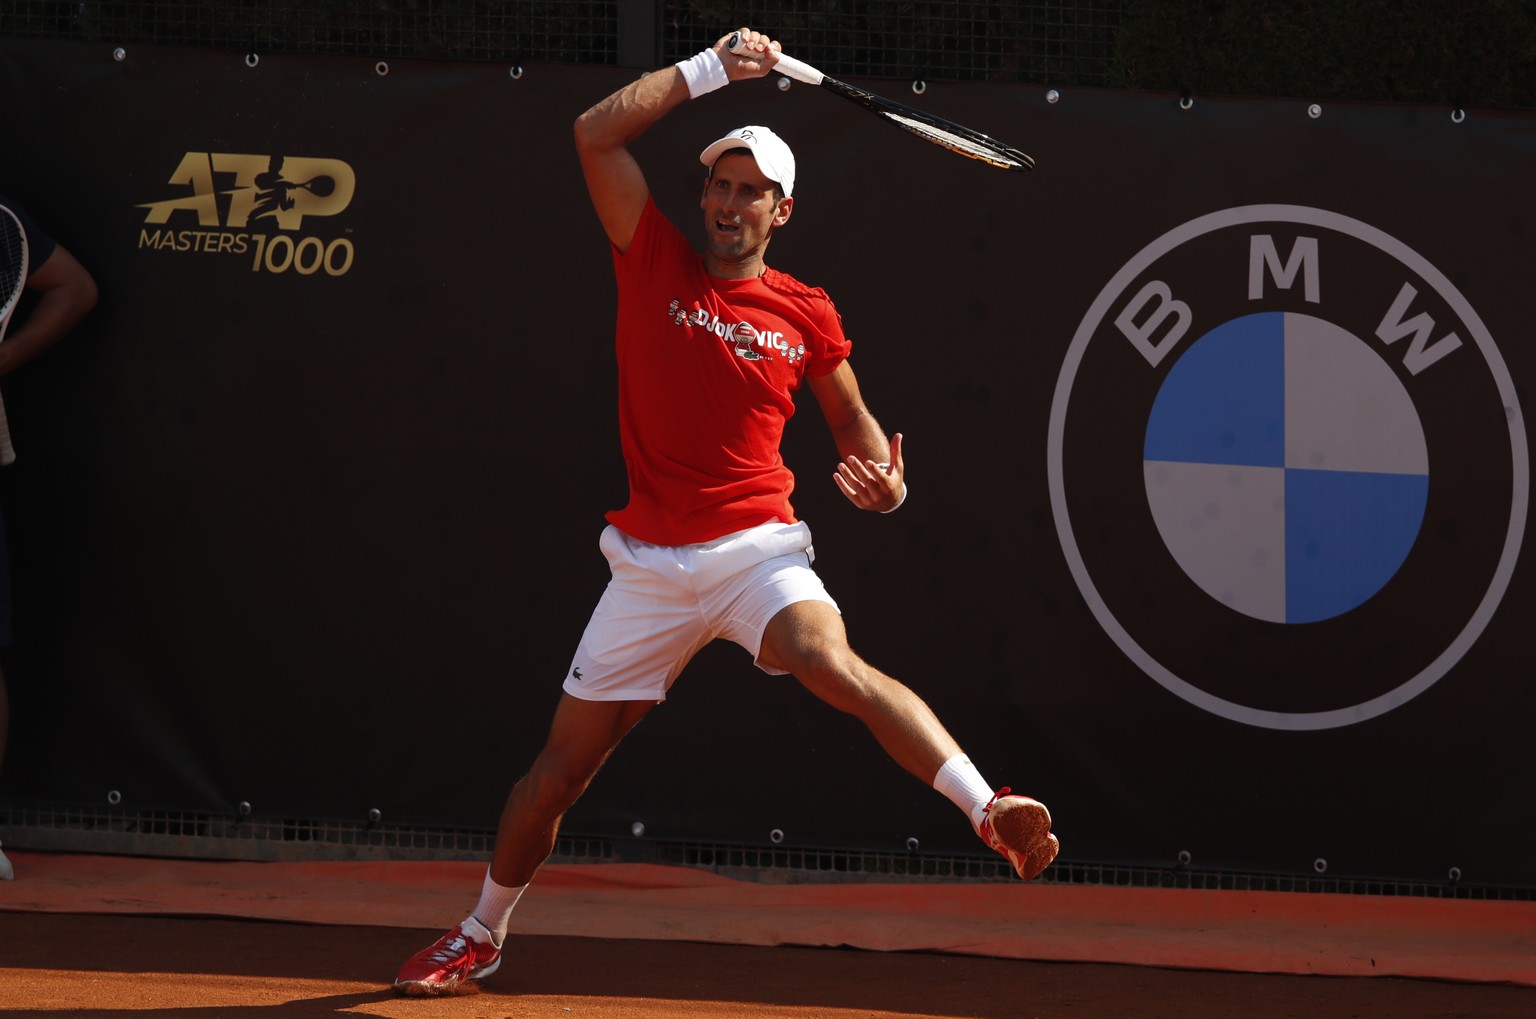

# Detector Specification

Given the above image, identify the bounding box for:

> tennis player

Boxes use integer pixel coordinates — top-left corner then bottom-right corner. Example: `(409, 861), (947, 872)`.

(393, 27), (1058, 995)
(0, 192), (98, 882)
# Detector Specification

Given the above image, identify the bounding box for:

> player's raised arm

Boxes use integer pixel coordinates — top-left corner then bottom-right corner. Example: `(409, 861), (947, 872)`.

(572, 29), (781, 253)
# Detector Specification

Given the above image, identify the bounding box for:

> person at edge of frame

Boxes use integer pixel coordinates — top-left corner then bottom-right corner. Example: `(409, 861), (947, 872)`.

(0, 191), (100, 882)
(391, 27), (1059, 996)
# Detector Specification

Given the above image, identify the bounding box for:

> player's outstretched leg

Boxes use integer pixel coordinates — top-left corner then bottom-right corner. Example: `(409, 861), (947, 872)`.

(762, 603), (1061, 881)
(978, 787), (1059, 881)
(392, 695), (654, 995)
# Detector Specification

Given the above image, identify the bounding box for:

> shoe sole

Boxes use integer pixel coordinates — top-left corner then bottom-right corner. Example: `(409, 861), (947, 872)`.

(1023, 832), (1061, 881)
(393, 956), (501, 997)
(395, 978), (481, 998)
(989, 797), (1058, 881)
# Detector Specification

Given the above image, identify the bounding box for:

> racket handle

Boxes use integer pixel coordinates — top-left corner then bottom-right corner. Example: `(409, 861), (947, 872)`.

(727, 32), (824, 86)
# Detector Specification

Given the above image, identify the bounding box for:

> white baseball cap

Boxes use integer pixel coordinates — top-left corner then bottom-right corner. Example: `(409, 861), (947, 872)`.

(699, 125), (796, 198)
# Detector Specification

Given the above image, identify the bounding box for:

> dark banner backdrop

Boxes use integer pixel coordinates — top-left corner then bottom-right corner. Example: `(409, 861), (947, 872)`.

(1, 39), (1531, 886)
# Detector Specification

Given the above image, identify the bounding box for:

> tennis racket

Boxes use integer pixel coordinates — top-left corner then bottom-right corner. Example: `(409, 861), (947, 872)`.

(728, 33), (1034, 172)
(0, 206), (28, 466)
(293, 176), (335, 196)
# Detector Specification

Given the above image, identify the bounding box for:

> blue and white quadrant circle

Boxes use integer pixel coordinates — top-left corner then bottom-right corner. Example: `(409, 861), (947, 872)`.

(1143, 311), (1428, 624)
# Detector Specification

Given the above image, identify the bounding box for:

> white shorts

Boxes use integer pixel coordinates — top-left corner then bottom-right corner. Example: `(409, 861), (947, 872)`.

(562, 521), (840, 702)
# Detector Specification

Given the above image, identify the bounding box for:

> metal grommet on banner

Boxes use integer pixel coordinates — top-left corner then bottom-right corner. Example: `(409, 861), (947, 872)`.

(1179, 93), (1194, 111)
(912, 79), (927, 96)
(367, 808), (382, 825)
(629, 820), (646, 837)
(1047, 88), (1061, 104)
(244, 53), (259, 68)
(776, 76), (791, 91)
(1451, 107), (1466, 124)
(112, 47), (127, 62)
(769, 827), (785, 844)
(1313, 857), (1328, 874)
(107, 789), (122, 806)
(905, 836), (921, 852)
(1448, 866), (1463, 883)
(1176, 849), (1192, 866)
(509, 65), (524, 80)
(1308, 103), (1323, 119)
(375, 61), (390, 77)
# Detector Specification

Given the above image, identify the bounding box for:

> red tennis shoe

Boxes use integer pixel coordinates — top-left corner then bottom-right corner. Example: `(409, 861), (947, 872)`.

(979, 787), (1059, 881)
(393, 916), (501, 996)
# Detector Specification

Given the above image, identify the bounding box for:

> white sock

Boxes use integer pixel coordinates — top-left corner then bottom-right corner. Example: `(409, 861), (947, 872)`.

(932, 753), (998, 832)
(470, 869), (527, 948)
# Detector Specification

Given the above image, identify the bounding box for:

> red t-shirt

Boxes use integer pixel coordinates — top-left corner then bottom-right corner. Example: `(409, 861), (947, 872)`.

(605, 198), (852, 545)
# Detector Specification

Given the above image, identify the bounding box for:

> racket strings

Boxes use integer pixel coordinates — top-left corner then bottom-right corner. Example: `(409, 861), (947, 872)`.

(879, 110), (1032, 171)
(0, 218), (25, 318)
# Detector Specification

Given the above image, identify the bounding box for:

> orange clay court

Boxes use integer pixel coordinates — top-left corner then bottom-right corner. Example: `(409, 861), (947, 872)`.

(1, 849), (1534, 1017)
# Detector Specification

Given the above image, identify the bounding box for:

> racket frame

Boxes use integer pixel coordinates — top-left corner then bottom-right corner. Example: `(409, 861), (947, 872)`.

(727, 33), (1034, 172)
(0, 205), (28, 465)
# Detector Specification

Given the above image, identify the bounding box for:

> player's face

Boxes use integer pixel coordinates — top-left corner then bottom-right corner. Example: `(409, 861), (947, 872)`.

(701, 153), (792, 271)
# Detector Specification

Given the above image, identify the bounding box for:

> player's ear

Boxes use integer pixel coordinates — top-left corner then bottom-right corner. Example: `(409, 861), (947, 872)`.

(773, 195), (793, 226)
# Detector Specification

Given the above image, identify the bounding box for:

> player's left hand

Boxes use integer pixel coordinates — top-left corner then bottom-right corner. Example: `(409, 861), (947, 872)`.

(833, 432), (906, 512)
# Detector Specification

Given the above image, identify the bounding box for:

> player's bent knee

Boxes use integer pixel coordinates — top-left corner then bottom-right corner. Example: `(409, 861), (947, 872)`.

(520, 759), (597, 817)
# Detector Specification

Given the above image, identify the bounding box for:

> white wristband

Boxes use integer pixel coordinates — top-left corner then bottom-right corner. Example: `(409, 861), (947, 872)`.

(676, 48), (729, 99)
(874, 464), (907, 513)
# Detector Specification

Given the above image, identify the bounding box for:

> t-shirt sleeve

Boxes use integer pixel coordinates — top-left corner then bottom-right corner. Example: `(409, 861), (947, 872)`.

(803, 293), (852, 378)
(612, 196), (690, 292)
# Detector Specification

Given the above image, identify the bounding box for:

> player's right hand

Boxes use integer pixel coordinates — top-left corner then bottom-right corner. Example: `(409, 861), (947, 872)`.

(719, 28), (781, 79)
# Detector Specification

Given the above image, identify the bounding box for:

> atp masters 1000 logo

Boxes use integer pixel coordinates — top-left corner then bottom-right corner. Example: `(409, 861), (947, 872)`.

(1048, 205), (1527, 730)
(136, 152), (356, 277)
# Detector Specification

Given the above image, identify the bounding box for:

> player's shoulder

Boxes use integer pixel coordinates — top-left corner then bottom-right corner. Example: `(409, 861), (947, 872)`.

(760, 267), (834, 306)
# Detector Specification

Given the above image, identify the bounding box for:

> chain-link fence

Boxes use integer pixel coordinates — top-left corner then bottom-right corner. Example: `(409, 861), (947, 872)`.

(0, 2), (1123, 87)
(661, 1), (1123, 85)
(0, 0), (621, 63)
(4, 2), (1533, 104)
